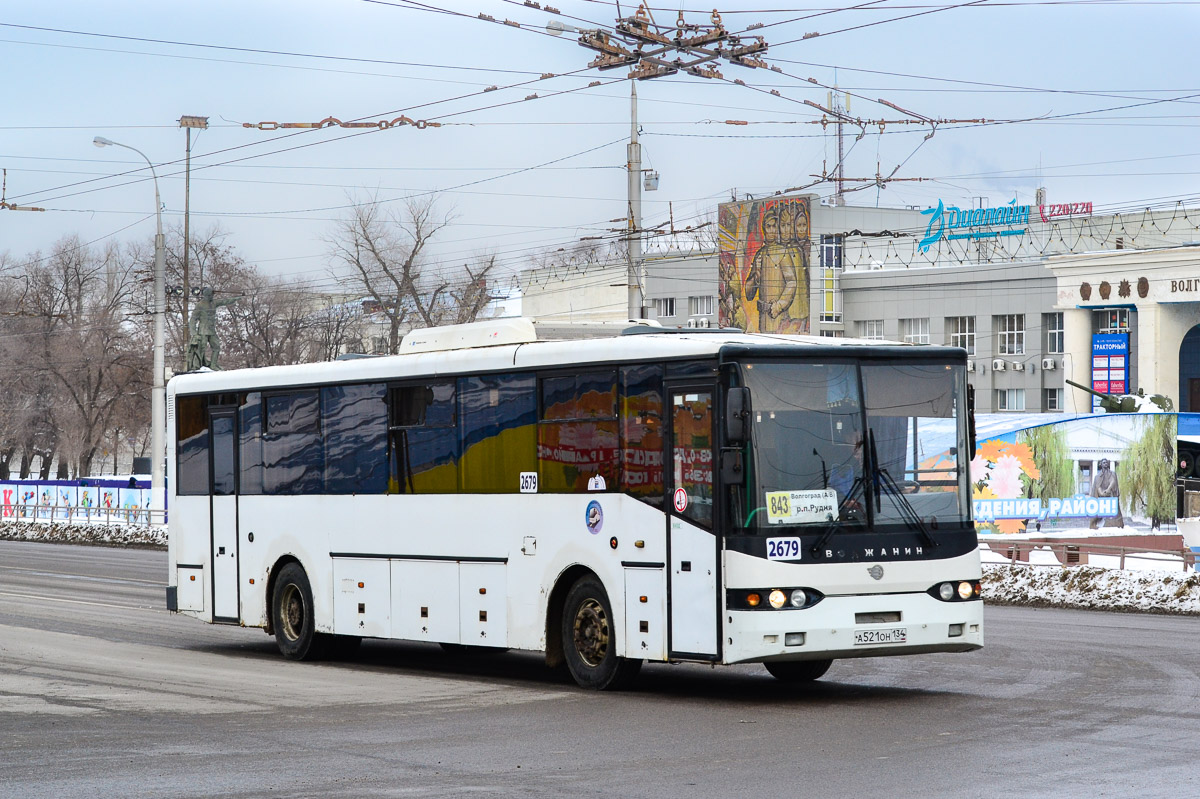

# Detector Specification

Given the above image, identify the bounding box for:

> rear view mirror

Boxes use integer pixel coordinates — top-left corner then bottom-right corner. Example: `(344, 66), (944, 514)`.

(726, 387), (750, 444)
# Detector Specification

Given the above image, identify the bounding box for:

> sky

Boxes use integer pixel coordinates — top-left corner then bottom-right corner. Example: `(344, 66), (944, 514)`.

(2, 0), (1198, 296)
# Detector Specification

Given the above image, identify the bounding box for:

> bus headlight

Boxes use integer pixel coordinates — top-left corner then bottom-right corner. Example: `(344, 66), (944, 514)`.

(930, 580), (982, 602)
(789, 589), (807, 608)
(746, 592), (762, 607)
(768, 589), (787, 609)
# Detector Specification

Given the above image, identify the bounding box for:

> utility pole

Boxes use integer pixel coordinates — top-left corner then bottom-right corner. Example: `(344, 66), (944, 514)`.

(575, 6), (768, 319)
(627, 82), (643, 320)
(178, 115), (208, 342)
(830, 89), (847, 206)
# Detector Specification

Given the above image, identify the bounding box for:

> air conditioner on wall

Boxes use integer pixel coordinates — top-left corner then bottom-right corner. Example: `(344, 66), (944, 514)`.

(966, 361), (976, 373)
(686, 318), (697, 328)
(1011, 361), (1025, 372)
(992, 359), (1006, 372)
(1042, 358), (1057, 370)
(698, 317), (711, 328)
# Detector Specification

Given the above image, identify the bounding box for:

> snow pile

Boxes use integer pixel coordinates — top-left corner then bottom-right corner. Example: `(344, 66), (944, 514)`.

(0, 520), (166, 548)
(983, 563), (1200, 615)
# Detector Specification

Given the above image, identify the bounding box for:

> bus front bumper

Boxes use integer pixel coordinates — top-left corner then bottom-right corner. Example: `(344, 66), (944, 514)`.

(723, 591), (983, 665)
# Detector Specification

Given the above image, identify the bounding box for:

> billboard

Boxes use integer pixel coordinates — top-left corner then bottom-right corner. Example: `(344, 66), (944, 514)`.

(718, 195), (811, 333)
(969, 413), (1180, 535)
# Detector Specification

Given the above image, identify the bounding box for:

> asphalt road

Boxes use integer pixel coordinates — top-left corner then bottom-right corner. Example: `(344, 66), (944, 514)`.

(1, 539), (1196, 799)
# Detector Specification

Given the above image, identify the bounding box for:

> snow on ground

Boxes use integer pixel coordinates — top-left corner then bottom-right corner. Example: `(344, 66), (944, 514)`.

(0, 520), (165, 548)
(3, 522), (1197, 615)
(983, 564), (1200, 615)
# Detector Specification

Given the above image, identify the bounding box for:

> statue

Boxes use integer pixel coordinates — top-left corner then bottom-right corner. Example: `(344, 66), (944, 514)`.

(1088, 457), (1124, 529)
(187, 288), (238, 370)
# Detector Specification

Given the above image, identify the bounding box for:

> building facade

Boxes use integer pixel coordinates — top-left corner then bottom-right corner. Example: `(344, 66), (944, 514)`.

(520, 192), (1200, 413)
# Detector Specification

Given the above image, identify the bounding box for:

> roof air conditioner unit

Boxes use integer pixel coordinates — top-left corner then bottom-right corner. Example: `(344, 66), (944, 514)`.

(966, 361), (976, 373)
(992, 359), (1006, 372)
(1042, 358), (1057, 370)
(1011, 361), (1025, 372)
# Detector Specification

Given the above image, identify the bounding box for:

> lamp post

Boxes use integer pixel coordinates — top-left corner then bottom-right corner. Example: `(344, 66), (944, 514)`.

(94, 135), (166, 519)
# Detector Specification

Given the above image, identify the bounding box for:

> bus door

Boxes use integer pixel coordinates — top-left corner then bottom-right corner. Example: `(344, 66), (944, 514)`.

(209, 407), (239, 623)
(666, 385), (720, 660)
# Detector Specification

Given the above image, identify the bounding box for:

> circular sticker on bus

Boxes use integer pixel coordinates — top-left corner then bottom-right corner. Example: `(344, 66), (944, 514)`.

(585, 500), (604, 534)
(673, 488), (689, 513)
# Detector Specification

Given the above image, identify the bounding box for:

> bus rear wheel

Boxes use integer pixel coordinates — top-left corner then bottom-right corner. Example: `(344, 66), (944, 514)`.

(764, 658), (833, 683)
(561, 575), (641, 690)
(271, 563), (328, 661)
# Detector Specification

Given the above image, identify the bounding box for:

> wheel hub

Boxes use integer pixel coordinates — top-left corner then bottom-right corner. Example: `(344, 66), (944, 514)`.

(280, 583), (304, 642)
(572, 598), (609, 667)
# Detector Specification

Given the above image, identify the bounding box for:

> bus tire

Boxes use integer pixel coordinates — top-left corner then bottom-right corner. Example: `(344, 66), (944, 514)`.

(764, 658), (833, 683)
(561, 575), (642, 690)
(271, 563), (328, 661)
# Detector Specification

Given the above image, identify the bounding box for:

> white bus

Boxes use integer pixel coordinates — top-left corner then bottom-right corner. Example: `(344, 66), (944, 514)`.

(166, 318), (982, 689)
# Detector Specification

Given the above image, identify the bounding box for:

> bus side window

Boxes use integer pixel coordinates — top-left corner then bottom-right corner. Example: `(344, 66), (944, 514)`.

(389, 382), (459, 494)
(323, 383), (388, 494)
(538, 371), (618, 493)
(176, 394), (210, 495)
(620, 365), (664, 507)
(263, 390), (322, 495)
(239, 392), (263, 495)
(459, 374), (536, 493)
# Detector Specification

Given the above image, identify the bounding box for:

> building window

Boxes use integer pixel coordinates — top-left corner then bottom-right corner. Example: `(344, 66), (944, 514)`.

(995, 314), (1025, 355)
(653, 297), (676, 318)
(995, 388), (1026, 411)
(819, 330), (844, 338)
(1094, 308), (1129, 334)
(947, 316), (976, 355)
(1044, 388), (1062, 411)
(858, 319), (885, 340)
(820, 234), (843, 270)
(1045, 312), (1064, 354)
(687, 295), (713, 316)
(819, 235), (843, 323)
(900, 318), (930, 345)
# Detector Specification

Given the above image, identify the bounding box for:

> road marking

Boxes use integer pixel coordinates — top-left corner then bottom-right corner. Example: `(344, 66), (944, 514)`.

(0, 563), (164, 586)
(0, 589), (162, 613)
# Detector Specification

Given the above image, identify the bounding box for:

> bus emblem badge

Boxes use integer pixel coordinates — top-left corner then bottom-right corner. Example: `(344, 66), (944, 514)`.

(868, 565), (884, 581)
(585, 500), (604, 534)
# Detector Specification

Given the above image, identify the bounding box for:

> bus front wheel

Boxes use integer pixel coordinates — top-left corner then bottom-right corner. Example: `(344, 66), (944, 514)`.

(764, 658), (833, 683)
(271, 563), (328, 661)
(561, 575), (642, 690)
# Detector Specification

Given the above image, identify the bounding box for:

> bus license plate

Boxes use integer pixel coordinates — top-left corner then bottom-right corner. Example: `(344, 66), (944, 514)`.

(854, 627), (907, 646)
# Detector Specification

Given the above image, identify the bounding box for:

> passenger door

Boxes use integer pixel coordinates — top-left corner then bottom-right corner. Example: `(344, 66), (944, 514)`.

(209, 408), (239, 623)
(665, 385), (720, 660)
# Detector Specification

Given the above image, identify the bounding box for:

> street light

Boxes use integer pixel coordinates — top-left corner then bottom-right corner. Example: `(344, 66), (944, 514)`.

(94, 135), (166, 519)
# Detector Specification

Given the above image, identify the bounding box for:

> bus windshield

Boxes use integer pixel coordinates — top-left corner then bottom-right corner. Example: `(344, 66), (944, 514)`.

(738, 360), (970, 533)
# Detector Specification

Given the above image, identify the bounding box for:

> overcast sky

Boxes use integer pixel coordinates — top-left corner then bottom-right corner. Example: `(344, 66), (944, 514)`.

(3, 0), (1198, 294)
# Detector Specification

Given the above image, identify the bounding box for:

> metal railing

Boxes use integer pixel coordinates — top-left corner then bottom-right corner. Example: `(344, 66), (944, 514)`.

(0, 503), (166, 526)
(982, 540), (1197, 572)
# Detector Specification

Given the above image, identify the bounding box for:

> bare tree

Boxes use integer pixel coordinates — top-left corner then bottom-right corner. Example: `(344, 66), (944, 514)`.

(302, 297), (368, 361)
(22, 236), (148, 477)
(219, 271), (311, 368)
(329, 196), (497, 353)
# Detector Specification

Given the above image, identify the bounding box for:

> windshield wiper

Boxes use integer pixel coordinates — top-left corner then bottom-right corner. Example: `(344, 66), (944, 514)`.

(868, 428), (938, 550)
(808, 473), (866, 557)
